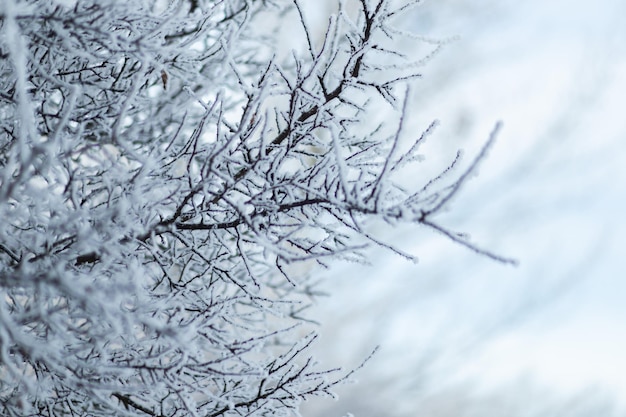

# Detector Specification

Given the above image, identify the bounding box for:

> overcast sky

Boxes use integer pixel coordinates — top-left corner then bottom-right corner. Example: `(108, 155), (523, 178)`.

(305, 0), (626, 415)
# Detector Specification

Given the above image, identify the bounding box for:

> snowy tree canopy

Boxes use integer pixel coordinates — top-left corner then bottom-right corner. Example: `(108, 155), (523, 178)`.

(0, 0), (512, 415)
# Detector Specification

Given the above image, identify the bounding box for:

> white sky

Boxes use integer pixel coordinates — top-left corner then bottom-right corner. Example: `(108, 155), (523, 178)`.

(306, 0), (626, 415)
(427, 0), (626, 402)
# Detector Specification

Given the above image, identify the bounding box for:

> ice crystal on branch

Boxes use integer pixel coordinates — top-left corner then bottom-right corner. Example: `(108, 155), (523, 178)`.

(0, 0), (512, 415)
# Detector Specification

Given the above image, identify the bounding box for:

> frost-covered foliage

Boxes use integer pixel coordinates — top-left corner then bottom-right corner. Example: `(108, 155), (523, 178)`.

(0, 0), (511, 415)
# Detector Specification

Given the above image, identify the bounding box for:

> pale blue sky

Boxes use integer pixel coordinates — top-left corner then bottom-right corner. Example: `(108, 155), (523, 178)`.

(306, 0), (626, 415)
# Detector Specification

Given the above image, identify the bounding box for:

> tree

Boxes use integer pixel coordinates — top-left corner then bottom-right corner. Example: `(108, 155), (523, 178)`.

(0, 0), (513, 415)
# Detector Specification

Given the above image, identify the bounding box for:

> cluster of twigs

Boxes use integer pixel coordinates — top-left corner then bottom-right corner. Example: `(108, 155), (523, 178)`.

(0, 0), (512, 415)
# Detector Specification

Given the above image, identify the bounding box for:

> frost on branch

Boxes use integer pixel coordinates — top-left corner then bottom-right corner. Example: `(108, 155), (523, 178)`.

(0, 0), (513, 416)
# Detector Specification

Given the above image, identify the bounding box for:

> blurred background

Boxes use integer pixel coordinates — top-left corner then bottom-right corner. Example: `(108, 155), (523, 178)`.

(301, 0), (626, 415)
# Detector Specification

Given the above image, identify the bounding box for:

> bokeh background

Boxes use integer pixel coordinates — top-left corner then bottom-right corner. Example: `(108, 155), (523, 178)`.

(300, 0), (626, 415)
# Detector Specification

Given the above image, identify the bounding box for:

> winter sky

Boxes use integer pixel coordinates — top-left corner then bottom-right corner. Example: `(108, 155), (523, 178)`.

(306, 0), (626, 414)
